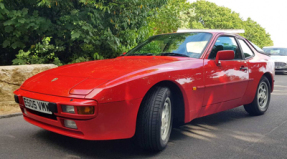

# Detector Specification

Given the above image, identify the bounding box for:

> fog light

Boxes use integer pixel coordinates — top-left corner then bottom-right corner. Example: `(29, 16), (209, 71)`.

(64, 120), (77, 129)
(61, 105), (75, 114)
(77, 106), (94, 115)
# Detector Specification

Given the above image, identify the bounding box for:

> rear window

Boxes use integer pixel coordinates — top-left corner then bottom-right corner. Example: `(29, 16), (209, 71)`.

(238, 39), (254, 58)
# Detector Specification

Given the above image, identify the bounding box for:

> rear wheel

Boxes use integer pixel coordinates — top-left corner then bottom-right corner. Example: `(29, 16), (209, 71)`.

(135, 86), (173, 151)
(244, 76), (271, 115)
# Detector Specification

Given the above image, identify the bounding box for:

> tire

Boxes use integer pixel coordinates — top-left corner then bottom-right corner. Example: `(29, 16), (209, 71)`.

(135, 86), (173, 151)
(244, 76), (271, 116)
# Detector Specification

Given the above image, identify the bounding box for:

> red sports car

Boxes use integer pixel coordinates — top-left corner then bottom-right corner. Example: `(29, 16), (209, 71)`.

(14, 31), (275, 151)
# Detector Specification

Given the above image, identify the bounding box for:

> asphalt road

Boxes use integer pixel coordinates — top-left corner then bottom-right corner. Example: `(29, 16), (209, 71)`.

(1, 75), (287, 159)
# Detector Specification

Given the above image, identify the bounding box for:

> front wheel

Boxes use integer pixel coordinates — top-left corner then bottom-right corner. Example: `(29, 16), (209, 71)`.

(135, 86), (173, 151)
(244, 76), (271, 115)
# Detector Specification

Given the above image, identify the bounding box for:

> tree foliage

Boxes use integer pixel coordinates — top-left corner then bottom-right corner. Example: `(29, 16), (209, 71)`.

(12, 37), (64, 65)
(148, 0), (194, 34)
(243, 18), (273, 48)
(0, 0), (168, 65)
(190, 0), (243, 29)
(190, 0), (273, 47)
(0, 0), (273, 65)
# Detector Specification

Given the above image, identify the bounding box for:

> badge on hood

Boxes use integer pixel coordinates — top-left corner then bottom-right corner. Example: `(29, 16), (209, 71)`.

(51, 78), (58, 82)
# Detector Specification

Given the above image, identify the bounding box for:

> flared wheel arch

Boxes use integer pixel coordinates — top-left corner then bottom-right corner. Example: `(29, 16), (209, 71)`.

(136, 81), (186, 130)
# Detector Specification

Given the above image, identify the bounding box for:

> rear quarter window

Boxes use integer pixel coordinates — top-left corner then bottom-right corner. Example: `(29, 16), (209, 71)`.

(238, 39), (254, 59)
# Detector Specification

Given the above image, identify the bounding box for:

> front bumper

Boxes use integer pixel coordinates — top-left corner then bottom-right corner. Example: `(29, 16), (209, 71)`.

(14, 89), (142, 140)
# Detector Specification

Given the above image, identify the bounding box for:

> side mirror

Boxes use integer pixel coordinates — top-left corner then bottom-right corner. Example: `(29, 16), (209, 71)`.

(215, 50), (234, 66)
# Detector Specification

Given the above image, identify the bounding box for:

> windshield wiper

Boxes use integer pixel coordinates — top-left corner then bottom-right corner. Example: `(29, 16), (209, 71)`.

(125, 53), (154, 56)
(160, 53), (190, 57)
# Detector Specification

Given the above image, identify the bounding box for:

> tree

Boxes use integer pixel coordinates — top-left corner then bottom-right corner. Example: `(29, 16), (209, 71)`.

(0, 0), (273, 65)
(148, 0), (194, 35)
(243, 18), (273, 48)
(190, 0), (243, 29)
(0, 0), (168, 65)
(189, 0), (273, 47)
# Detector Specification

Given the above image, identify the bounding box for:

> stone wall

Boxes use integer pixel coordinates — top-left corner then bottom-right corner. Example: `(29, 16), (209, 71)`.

(0, 64), (57, 114)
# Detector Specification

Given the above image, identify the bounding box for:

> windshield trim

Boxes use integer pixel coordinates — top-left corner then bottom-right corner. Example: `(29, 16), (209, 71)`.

(124, 32), (213, 58)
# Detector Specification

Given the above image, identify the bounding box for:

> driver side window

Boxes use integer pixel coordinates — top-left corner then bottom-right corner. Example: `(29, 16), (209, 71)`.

(209, 36), (242, 59)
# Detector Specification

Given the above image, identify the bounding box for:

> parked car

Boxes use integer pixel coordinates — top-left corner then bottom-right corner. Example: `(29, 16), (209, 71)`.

(14, 31), (275, 151)
(263, 46), (287, 74)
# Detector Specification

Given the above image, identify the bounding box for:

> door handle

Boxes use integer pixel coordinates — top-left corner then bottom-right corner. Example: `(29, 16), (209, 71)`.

(240, 66), (248, 71)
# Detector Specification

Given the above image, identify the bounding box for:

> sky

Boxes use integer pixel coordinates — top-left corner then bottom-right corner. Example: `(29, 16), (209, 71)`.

(187, 0), (287, 47)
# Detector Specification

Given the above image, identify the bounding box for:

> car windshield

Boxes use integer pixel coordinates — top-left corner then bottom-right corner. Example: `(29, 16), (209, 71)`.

(263, 48), (287, 56)
(125, 33), (212, 58)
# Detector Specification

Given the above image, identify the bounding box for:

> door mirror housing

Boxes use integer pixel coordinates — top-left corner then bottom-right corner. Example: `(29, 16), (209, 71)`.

(215, 50), (235, 65)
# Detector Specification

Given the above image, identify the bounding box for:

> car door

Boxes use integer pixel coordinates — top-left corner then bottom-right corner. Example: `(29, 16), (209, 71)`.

(237, 38), (257, 104)
(202, 36), (249, 108)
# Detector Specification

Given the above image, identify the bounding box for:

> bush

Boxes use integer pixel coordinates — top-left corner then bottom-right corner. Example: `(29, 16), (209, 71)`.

(12, 37), (64, 65)
(0, 0), (168, 65)
(0, 0), (273, 66)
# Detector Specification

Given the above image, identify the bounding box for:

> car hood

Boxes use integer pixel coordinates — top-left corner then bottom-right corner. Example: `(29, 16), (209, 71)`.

(21, 56), (181, 96)
(270, 56), (287, 62)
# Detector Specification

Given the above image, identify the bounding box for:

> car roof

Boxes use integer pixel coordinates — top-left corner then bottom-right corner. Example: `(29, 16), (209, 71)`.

(177, 29), (245, 34)
(157, 31), (246, 40)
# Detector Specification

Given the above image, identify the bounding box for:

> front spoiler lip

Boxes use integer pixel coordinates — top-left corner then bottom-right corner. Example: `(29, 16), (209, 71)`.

(19, 98), (142, 141)
(23, 115), (86, 140)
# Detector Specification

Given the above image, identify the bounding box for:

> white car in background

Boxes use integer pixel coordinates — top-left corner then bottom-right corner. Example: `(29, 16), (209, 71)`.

(263, 46), (287, 74)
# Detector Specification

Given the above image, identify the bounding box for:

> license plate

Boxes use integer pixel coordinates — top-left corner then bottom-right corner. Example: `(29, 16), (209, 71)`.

(23, 97), (52, 115)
